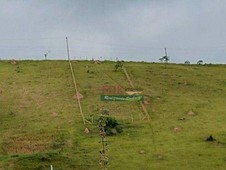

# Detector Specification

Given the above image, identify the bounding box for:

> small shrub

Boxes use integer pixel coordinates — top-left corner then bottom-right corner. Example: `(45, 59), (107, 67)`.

(206, 135), (215, 142)
(105, 117), (123, 135)
(115, 61), (123, 71)
(98, 110), (123, 135)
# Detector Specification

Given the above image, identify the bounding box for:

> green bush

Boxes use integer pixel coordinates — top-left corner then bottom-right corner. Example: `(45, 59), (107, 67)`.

(104, 117), (123, 135)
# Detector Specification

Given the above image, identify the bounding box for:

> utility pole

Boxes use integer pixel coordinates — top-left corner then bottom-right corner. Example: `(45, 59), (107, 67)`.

(66, 37), (87, 124)
(66, 37), (70, 60)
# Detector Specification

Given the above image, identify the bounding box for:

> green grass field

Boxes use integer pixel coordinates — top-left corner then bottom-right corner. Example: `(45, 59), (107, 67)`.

(0, 60), (226, 169)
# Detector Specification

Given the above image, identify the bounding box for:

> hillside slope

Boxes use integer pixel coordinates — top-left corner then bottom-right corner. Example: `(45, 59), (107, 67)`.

(0, 60), (226, 169)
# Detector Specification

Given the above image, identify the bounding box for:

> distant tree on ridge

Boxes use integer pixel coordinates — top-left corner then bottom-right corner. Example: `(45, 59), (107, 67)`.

(197, 60), (203, 65)
(184, 60), (190, 64)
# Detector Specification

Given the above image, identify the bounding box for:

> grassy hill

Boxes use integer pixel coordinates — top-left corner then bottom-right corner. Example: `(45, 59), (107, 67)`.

(0, 60), (226, 169)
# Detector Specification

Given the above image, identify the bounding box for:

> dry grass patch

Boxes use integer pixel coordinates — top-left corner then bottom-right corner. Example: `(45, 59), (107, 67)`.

(2, 133), (54, 154)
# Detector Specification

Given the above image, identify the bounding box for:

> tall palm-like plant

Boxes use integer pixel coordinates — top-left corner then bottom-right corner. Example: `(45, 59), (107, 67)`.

(159, 48), (169, 63)
(159, 55), (169, 63)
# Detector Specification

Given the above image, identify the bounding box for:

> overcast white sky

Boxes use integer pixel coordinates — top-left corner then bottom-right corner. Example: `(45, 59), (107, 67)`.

(0, 0), (226, 63)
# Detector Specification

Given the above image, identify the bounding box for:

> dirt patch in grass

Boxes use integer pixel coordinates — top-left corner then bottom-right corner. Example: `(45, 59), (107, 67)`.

(143, 96), (149, 105)
(2, 134), (54, 154)
(10, 60), (17, 65)
(73, 92), (84, 100)
(187, 111), (195, 116)
(173, 127), (181, 132)
(125, 91), (142, 95)
(52, 112), (58, 117)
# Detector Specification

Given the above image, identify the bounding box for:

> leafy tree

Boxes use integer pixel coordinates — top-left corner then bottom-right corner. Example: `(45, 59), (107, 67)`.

(184, 60), (190, 64)
(105, 117), (123, 135)
(197, 60), (203, 65)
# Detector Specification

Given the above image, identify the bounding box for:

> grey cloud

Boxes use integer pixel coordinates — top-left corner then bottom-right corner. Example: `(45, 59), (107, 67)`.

(0, 0), (226, 63)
